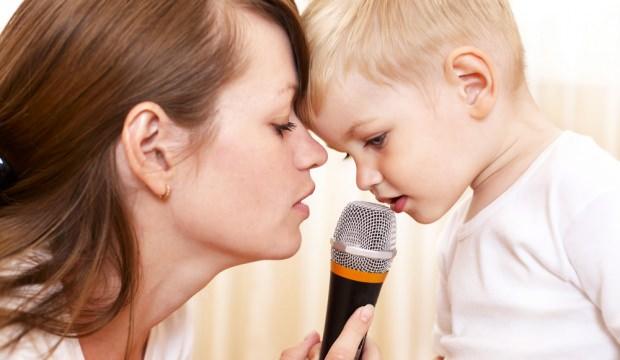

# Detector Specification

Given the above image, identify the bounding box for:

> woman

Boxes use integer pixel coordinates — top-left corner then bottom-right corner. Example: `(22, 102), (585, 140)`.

(0, 0), (378, 358)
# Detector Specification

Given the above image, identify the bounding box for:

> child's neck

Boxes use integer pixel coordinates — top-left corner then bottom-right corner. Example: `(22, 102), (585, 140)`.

(465, 93), (561, 222)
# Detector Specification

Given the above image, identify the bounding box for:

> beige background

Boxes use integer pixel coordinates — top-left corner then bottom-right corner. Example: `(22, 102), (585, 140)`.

(192, 1), (620, 359)
(1, 1), (619, 359)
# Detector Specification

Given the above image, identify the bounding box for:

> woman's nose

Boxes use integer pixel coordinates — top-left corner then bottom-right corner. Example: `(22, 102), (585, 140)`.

(294, 128), (328, 170)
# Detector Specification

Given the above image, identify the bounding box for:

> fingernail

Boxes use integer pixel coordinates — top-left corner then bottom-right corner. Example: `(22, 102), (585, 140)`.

(304, 331), (317, 341)
(359, 304), (374, 323)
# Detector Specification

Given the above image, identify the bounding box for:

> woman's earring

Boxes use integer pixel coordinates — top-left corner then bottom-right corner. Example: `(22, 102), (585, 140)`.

(160, 184), (171, 201)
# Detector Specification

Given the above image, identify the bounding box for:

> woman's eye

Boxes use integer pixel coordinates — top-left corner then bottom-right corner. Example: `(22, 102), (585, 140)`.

(365, 133), (387, 148)
(273, 121), (297, 136)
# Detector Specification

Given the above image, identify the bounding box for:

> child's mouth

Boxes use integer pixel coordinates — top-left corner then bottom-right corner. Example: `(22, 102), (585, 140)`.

(390, 196), (407, 213)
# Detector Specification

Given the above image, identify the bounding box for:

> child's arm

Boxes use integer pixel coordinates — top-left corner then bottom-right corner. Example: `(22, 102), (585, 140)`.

(563, 189), (620, 341)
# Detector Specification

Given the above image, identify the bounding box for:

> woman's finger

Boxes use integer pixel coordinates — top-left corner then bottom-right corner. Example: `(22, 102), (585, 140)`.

(280, 331), (321, 360)
(309, 342), (322, 360)
(325, 304), (374, 360)
(361, 337), (381, 359)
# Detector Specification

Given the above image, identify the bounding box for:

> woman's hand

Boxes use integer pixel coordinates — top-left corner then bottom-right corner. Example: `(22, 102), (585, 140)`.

(280, 305), (380, 360)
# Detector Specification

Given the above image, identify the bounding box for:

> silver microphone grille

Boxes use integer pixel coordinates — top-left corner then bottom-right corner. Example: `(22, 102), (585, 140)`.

(331, 201), (397, 273)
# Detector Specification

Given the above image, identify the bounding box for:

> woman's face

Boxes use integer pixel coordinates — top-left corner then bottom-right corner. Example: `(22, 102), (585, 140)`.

(170, 12), (327, 264)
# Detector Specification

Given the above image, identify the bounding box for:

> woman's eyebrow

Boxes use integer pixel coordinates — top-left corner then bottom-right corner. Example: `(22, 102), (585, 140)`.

(277, 82), (297, 96)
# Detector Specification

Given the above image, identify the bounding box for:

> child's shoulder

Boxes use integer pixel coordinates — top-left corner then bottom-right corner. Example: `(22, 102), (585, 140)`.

(546, 131), (620, 193)
(539, 131), (620, 221)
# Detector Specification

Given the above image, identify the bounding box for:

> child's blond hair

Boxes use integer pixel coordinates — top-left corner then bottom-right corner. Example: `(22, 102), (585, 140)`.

(301, 0), (525, 121)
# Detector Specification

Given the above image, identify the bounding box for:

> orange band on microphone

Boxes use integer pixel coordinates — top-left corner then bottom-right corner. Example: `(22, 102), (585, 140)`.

(330, 261), (387, 283)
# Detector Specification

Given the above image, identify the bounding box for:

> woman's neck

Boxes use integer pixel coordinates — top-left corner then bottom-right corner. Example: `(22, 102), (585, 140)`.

(79, 206), (233, 360)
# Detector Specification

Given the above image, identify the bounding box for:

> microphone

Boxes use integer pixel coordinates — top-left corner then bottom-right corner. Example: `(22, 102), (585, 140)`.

(319, 201), (397, 360)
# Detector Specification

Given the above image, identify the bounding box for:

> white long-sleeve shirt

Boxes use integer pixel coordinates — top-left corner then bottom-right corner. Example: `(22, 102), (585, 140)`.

(0, 301), (194, 360)
(435, 131), (620, 359)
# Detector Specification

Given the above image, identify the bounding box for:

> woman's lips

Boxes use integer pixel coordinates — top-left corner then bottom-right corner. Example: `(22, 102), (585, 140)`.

(292, 185), (315, 218)
(292, 201), (310, 218)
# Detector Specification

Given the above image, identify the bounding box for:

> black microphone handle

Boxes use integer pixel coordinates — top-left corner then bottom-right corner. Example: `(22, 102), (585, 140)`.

(319, 272), (384, 360)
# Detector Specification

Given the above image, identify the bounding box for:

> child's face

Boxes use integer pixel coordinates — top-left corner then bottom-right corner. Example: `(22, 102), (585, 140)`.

(312, 72), (484, 224)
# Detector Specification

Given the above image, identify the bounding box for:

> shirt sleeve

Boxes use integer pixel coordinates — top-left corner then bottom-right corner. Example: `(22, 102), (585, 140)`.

(433, 253), (451, 357)
(563, 188), (620, 344)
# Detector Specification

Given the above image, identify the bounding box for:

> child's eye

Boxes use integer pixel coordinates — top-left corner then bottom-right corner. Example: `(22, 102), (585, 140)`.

(273, 121), (297, 137)
(364, 133), (387, 148)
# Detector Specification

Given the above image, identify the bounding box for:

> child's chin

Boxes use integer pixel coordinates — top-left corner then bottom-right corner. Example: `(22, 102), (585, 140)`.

(407, 208), (442, 224)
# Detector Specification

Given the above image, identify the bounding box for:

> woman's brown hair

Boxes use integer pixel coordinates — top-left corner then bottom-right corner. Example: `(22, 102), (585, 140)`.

(0, 0), (308, 353)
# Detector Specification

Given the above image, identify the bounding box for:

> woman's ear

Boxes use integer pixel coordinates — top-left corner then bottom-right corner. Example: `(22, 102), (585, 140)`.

(444, 46), (497, 119)
(121, 102), (176, 200)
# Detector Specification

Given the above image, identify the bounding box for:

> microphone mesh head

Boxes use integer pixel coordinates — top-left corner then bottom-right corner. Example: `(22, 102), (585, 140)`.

(332, 201), (397, 273)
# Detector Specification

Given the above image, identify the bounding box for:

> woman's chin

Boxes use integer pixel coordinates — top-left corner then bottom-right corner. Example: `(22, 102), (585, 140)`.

(269, 233), (302, 260)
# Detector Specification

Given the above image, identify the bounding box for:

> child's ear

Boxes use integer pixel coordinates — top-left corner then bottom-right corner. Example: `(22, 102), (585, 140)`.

(444, 46), (497, 119)
(121, 102), (177, 200)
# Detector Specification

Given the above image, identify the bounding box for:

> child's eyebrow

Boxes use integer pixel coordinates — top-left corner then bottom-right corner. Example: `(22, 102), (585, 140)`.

(345, 117), (376, 138)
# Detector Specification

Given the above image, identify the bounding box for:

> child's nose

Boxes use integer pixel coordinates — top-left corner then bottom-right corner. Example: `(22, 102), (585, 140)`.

(355, 164), (382, 191)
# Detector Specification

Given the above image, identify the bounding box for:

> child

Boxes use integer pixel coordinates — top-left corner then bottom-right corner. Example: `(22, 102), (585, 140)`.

(301, 0), (620, 358)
